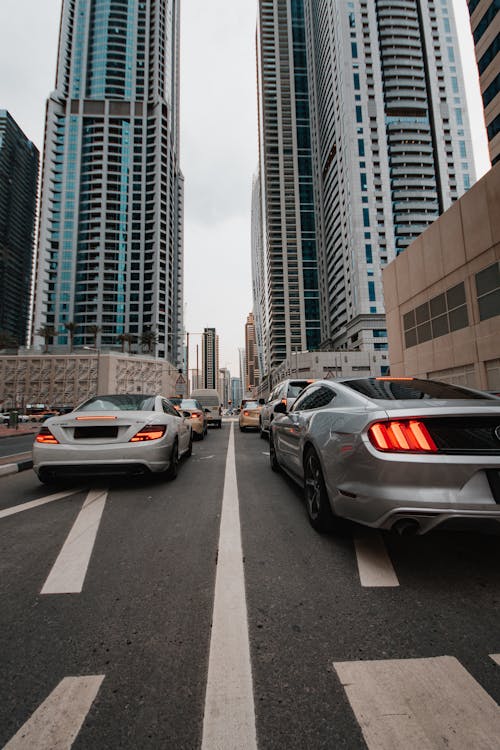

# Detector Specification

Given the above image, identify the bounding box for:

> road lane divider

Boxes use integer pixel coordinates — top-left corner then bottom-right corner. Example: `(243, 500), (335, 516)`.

(334, 655), (500, 748)
(354, 531), (399, 587)
(41, 489), (107, 595)
(491, 654), (500, 666)
(3, 675), (104, 749)
(0, 489), (81, 520)
(202, 422), (257, 750)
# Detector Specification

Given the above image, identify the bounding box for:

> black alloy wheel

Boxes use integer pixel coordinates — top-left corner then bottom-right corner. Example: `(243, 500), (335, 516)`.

(303, 447), (334, 532)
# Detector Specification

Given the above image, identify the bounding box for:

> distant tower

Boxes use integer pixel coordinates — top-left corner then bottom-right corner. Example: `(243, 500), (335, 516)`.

(0, 111), (39, 347)
(33, 0), (183, 363)
(202, 327), (219, 389)
(245, 312), (260, 393)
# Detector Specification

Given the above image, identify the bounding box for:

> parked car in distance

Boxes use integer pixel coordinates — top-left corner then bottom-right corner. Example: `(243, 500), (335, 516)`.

(239, 400), (264, 431)
(169, 397), (208, 439)
(190, 388), (222, 428)
(32, 393), (193, 485)
(269, 376), (500, 535)
(260, 378), (315, 438)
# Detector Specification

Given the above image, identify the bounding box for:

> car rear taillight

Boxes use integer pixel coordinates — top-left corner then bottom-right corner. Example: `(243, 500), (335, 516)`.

(129, 425), (166, 442)
(243, 410), (250, 417)
(191, 412), (202, 419)
(35, 426), (59, 444)
(368, 420), (437, 453)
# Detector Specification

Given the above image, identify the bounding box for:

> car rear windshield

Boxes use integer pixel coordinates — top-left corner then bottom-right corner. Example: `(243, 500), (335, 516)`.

(76, 395), (157, 411)
(180, 399), (200, 409)
(244, 401), (259, 409)
(343, 378), (494, 400)
(287, 381), (312, 398)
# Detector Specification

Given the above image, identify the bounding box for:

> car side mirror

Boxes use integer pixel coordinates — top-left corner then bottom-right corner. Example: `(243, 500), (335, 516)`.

(274, 402), (287, 414)
(258, 398), (265, 405)
(182, 411), (192, 418)
(204, 408), (211, 413)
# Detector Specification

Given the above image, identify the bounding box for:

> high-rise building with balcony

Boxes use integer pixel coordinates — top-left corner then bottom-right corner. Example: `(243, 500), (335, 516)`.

(0, 111), (39, 347)
(33, 0), (183, 364)
(467, 0), (499, 165)
(244, 311), (260, 392)
(255, 0), (476, 373)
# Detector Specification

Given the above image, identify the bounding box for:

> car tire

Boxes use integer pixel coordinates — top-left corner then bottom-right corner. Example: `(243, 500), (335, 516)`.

(239, 425), (246, 432)
(269, 432), (280, 472)
(165, 439), (179, 480)
(259, 419), (267, 439)
(186, 431), (193, 457)
(303, 447), (334, 533)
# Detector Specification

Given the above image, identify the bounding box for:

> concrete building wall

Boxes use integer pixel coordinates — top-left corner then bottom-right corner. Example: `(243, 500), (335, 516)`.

(383, 162), (500, 390)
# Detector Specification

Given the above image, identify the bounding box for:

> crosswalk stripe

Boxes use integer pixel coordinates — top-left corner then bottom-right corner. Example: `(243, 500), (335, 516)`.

(334, 656), (500, 749)
(3, 675), (104, 749)
(491, 654), (500, 666)
(202, 422), (257, 750)
(41, 489), (107, 595)
(354, 531), (399, 587)
(0, 489), (81, 520)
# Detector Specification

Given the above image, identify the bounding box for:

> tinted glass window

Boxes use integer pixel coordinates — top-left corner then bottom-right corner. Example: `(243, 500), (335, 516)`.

(292, 386), (335, 411)
(343, 378), (493, 400)
(162, 400), (179, 417)
(287, 380), (312, 398)
(77, 395), (157, 411)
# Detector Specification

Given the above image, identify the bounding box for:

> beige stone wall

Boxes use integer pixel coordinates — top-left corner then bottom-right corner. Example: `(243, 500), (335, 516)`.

(0, 352), (179, 410)
(383, 162), (500, 390)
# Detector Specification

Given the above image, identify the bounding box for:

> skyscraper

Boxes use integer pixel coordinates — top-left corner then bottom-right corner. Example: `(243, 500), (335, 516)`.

(256, 0), (322, 374)
(255, 0), (476, 372)
(467, 0), (499, 165)
(202, 327), (219, 389)
(244, 311), (260, 392)
(33, 0), (183, 364)
(0, 111), (39, 347)
(306, 0), (476, 352)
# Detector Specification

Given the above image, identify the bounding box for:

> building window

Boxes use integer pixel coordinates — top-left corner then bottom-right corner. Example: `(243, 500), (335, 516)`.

(403, 282), (469, 348)
(476, 262), (500, 321)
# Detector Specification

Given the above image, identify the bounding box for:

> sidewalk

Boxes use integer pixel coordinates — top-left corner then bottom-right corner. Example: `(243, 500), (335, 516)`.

(0, 423), (40, 439)
(0, 423), (38, 476)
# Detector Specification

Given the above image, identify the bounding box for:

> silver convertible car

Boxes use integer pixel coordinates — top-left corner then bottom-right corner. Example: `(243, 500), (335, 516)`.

(269, 377), (500, 535)
(33, 394), (193, 485)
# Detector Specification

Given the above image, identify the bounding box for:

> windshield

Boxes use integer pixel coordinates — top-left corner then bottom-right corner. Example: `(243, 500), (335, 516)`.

(179, 399), (200, 410)
(243, 401), (259, 409)
(76, 394), (157, 411)
(343, 378), (494, 401)
(287, 381), (312, 398)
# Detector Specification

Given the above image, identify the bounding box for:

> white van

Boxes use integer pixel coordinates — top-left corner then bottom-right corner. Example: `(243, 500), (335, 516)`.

(189, 389), (222, 428)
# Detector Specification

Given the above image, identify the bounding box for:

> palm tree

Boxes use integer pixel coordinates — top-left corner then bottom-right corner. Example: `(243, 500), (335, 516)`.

(63, 321), (79, 353)
(87, 324), (101, 349)
(0, 330), (17, 350)
(36, 325), (56, 353)
(140, 329), (158, 355)
(118, 332), (135, 353)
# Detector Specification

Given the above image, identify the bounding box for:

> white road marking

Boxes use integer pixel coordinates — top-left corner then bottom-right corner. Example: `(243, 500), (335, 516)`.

(41, 489), (107, 595)
(3, 675), (104, 749)
(202, 422), (257, 750)
(354, 531), (399, 587)
(491, 654), (500, 666)
(334, 656), (500, 749)
(0, 489), (82, 520)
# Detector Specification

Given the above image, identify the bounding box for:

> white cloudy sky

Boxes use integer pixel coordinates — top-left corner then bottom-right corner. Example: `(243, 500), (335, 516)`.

(0, 0), (490, 376)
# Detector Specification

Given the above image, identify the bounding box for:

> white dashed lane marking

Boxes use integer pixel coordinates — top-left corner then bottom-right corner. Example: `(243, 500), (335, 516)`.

(0, 489), (81, 520)
(334, 656), (500, 749)
(41, 489), (107, 595)
(3, 675), (105, 749)
(354, 530), (399, 587)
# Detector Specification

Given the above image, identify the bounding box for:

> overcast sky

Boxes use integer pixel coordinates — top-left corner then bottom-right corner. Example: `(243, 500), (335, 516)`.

(0, 0), (490, 377)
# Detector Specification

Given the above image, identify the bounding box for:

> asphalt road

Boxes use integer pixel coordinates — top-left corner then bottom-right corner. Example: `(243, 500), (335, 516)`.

(1, 419), (500, 749)
(0, 433), (36, 461)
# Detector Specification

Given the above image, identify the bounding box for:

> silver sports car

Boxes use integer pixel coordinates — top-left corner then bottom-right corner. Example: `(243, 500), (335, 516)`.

(269, 377), (500, 535)
(33, 394), (193, 485)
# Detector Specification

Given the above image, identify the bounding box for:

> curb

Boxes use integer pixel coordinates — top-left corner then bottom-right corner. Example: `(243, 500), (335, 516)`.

(0, 458), (33, 477)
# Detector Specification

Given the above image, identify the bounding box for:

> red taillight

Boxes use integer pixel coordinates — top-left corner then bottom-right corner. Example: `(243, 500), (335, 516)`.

(130, 424), (166, 442)
(368, 420), (437, 453)
(35, 426), (59, 444)
(243, 410), (250, 417)
(191, 412), (202, 419)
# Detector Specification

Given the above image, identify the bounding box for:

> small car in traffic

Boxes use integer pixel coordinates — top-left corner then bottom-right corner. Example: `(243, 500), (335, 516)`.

(169, 396), (208, 439)
(259, 378), (315, 437)
(239, 400), (264, 431)
(269, 377), (500, 535)
(32, 393), (193, 485)
(190, 389), (223, 429)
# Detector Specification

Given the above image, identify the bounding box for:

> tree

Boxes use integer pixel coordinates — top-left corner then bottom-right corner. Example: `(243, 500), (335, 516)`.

(36, 325), (56, 354)
(87, 324), (101, 349)
(140, 329), (158, 355)
(118, 332), (135, 353)
(0, 330), (17, 350)
(64, 321), (79, 353)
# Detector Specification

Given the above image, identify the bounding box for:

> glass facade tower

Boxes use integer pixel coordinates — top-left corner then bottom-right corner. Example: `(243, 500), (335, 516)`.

(0, 111), (39, 347)
(33, 0), (183, 363)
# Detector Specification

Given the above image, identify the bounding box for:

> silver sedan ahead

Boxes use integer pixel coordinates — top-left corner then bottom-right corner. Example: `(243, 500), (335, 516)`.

(33, 393), (193, 485)
(269, 377), (500, 535)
